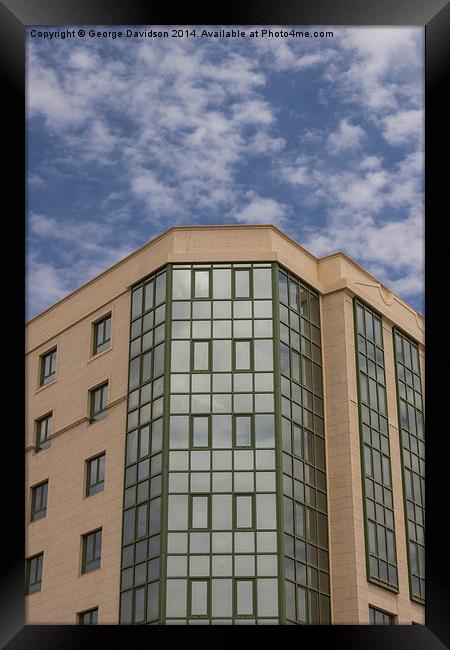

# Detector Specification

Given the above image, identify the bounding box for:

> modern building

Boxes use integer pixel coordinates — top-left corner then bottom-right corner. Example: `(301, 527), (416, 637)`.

(25, 225), (425, 625)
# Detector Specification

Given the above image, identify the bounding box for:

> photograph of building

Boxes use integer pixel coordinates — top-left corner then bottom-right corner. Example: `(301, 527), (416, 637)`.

(25, 224), (425, 625)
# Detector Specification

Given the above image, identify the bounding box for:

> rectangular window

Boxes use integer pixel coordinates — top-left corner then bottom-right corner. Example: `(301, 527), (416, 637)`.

(26, 553), (43, 594)
(86, 453), (106, 496)
(193, 341), (210, 371)
(93, 315), (111, 354)
(40, 348), (56, 385)
(191, 495), (209, 529)
(35, 413), (52, 451)
(235, 415), (252, 447)
(235, 270), (250, 298)
(235, 495), (253, 529)
(82, 529), (102, 573)
(190, 579), (209, 617)
(369, 605), (395, 625)
(31, 481), (48, 521)
(194, 270), (210, 298)
(90, 383), (108, 421)
(78, 608), (98, 624)
(234, 340), (251, 371)
(192, 417), (209, 447)
(235, 579), (254, 616)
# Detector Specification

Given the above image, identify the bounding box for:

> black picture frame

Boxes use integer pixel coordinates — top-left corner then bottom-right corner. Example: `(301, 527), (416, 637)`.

(2, 1), (449, 647)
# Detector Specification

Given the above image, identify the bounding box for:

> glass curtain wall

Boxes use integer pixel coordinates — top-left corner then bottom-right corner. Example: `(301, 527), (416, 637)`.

(120, 262), (330, 624)
(167, 263), (278, 624)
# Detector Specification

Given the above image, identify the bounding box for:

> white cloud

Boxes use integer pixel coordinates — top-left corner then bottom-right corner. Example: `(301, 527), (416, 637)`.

(248, 131), (286, 153)
(280, 164), (309, 186)
(26, 255), (69, 318)
(327, 119), (365, 154)
(233, 195), (286, 225)
(131, 172), (178, 215)
(360, 155), (382, 170)
(381, 109), (422, 145)
(337, 28), (423, 113)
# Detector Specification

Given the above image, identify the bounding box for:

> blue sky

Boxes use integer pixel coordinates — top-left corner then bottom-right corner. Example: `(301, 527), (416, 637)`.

(26, 26), (424, 319)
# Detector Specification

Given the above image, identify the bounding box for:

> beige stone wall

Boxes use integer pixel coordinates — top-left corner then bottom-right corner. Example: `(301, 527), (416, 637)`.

(25, 293), (130, 623)
(25, 225), (425, 624)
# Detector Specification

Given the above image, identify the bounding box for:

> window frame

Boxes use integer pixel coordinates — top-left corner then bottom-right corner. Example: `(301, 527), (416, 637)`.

(26, 553), (43, 594)
(81, 529), (102, 574)
(30, 480), (48, 521)
(234, 493), (255, 530)
(85, 453), (106, 497)
(35, 412), (53, 451)
(78, 607), (98, 624)
(368, 605), (395, 625)
(93, 313), (112, 355)
(234, 577), (256, 618)
(89, 382), (109, 422)
(189, 578), (210, 619)
(40, 348), (57, 386)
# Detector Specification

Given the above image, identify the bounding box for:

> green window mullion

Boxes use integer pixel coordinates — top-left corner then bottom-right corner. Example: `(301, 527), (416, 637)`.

(159, 265), (172, 623)
(272, 262), (286, 624)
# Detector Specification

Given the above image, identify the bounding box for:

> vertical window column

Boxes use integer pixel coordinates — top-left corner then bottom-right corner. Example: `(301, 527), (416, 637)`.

(277, 268), (330, 624)
(354, 299), (398, 591)
(120, 269), (166, 624)
(393, 329), (425, 603)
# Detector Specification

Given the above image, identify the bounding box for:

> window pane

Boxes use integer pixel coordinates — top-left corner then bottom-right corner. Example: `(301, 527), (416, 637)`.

(212, 579), (232, 617)
(253, 268), (272, 299)
(213, 269), (231, 298)
(155, 273), (166, 305)
(256, 494), (276, 529)
(213, 340), (231, 371)
(236, 416), (251, 446)
(192, 496), (209, 528)
(255, 415), (275, 448)
(254, 340), (273, 371)
(193, 417), (209, 447)
(236, 496), (252, 528)
(166, 580), (187, 617)
(194, 271), (209, 298)
(170, 416), (189, 449)
(194, 342), (209, 370)
(235, 341), (250, 370)
(212, 415), (231, 448)
(147, 581), (159, 620)
(212, 495), (232, 529)
(171, 341), (190, 372)
(257, 578), (278, 616)
(173, 269), (191, 299)
(191, 581), (208, 616)
(236, 580), (253, 615)
(235, 271), (250, 297)
(168, 495), (188, 530)
(132, 287), (143, 318)
(279, 272), (289, 306)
